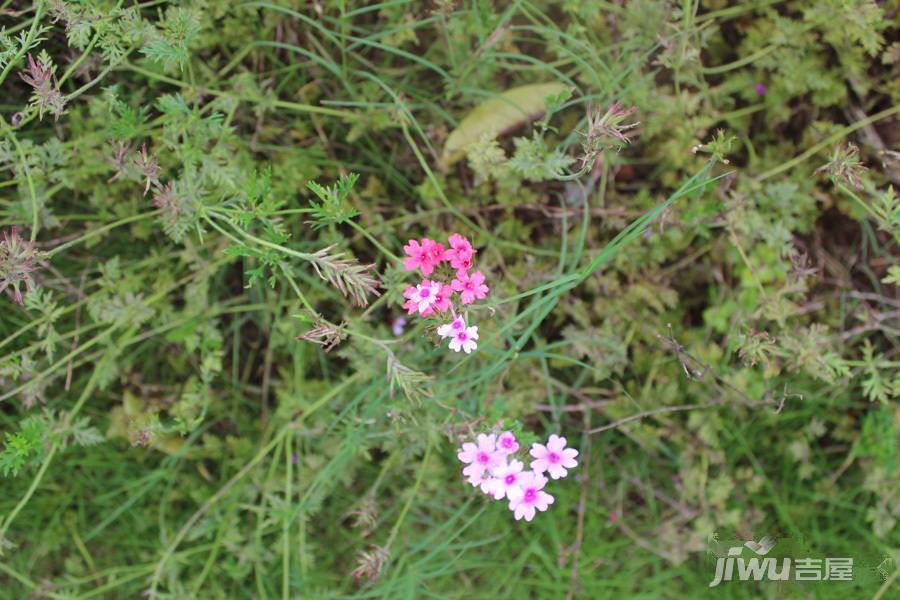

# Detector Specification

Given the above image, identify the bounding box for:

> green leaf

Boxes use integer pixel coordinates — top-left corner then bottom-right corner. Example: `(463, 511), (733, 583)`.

(306, 173), (360, 228)
(881, 265), (900, 286)
(0, 417), (46, 478)
(507, 135), (575, 182)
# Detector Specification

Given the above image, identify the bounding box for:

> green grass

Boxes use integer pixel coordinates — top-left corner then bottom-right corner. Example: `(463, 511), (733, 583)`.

(1, 1), (898, 598)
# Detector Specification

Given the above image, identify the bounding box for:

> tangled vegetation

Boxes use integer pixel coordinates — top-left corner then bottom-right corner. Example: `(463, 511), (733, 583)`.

(1, 0), (898, 597)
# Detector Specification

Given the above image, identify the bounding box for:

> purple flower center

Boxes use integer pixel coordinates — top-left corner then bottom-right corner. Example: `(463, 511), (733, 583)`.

(457, 332), (468, 341)
(501, 438), (513, 449)
(419, 288), (430, 298)
(505, 474), (516, 485)
(548, 452), (561, 464)
(453, 320), (464, 330)
(523, 488), (537, 502)
(476, 451), (490, 464)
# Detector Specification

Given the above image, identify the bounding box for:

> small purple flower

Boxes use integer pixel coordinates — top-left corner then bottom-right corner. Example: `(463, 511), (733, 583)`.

(754, 83), (767, 97)
(392, 317), (406, 336)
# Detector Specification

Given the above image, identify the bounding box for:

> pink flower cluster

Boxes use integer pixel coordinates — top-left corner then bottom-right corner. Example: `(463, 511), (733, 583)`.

(401, 233), (489, 354)
(458, 431), (578, 521)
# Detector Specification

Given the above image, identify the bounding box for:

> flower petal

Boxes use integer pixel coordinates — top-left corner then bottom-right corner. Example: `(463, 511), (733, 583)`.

(547, 434), (566, 452)
(530, 443), (547, 458)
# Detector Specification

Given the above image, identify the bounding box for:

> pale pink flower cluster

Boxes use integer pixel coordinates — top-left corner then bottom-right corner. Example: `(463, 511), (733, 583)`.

(401, 233), (489, 354)
(457, 431), (578, 521)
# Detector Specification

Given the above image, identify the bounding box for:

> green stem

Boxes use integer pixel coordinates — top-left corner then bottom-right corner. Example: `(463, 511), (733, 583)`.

(122, 62), (361, 120)
(701, 44), (775, 75)
(758, 103), (900, 181)
(148, 375), (358, 595)
(0, 562), (40, 592)
(716, 103), (765, 121)
(279, 263), (316, 313)
(64, 48), (134, 103)
(47, 211), (160, 257)
(279, 264), (392, 349)
(282, 432), (292, 600)
(836, 182), (900, 245)
(384, 442), (432, 554)
(0, 121), (40, 240)
(696, 0), (780, 22)
(348, 219), (399, 262)
(206, 211), (316, 261)
(0, 346), (110, 539)
(59, 29), (104, 87)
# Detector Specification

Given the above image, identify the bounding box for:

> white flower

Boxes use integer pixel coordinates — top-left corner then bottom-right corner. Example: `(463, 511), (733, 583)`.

(414, 281), (442, 313)
(448, 325), (478, 353)
(437, 315), (466, 338)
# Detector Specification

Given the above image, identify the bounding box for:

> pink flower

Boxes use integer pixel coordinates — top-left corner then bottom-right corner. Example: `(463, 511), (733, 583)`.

(421, 238), (447, 268)
(402, 239), (426, 273)
(453, 256), (473, 272)
(448, 325), (478, 354)
(451, 270), (489, 304)
(448, 233), (471, 250)
(497, 431), (519, 454)
(458, 433), (502, 482)
(508, 472), (554, 521)
(447, 233), (475, 271)
(437, 316), (466, 339)
(402, 285), (418, 315)
(530, 435), (579, 480)
(484, 459), (525, 500)
(403, 238), (448, 275)
(431, 283), (453, 314)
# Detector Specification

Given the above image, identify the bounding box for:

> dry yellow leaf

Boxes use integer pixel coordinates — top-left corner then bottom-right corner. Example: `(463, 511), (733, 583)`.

(440, 82), (568, 169)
